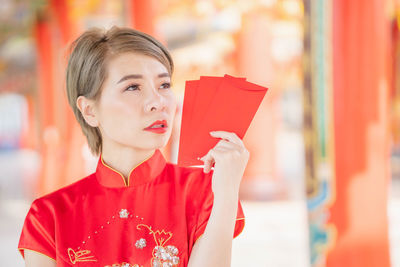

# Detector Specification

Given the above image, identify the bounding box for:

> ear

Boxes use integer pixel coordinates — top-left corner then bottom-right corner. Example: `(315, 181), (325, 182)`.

(76, 96), (99, 127)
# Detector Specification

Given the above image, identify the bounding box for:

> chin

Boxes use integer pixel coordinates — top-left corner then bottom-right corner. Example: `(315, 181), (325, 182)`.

(134, 131), (171, 150)
(146, 138), (170, 150)
(156, 139), (169, 149)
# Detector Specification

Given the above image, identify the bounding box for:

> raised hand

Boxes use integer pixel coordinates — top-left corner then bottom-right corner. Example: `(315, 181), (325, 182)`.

(198, 131), (250, 199)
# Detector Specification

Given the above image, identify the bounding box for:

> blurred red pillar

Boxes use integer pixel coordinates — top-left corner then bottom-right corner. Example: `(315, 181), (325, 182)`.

(34, 1), (82, 197)
(125, 0), (156, 36)
(327, 0), (392, 266)
(49, 0), (85, 189)
(34, 11), (58, 196)
(35, 13), (54, 131)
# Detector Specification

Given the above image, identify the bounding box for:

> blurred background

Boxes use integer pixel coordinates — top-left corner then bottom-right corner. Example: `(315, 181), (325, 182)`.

(0, 0), (399, 266)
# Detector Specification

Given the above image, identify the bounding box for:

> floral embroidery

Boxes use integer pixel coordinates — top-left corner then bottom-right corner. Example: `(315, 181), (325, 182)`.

(67, 210), (179, 266)
(119, 209), (129, 218)
(67, 248), (97, 264)
(68, 208), (146, 264)
(153, 246), (179, 266)
(137, 224), (180, 267)
(135, 238), (147, 249)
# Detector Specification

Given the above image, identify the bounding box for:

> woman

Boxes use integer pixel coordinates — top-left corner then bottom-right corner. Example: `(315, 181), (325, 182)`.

(18, 26), (248, 267)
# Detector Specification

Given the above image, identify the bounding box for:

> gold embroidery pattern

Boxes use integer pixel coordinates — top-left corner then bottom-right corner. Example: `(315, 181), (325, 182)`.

(137, 224), (180, 267)
(68, 208), (146, 264)
(67, 248), (97, 263)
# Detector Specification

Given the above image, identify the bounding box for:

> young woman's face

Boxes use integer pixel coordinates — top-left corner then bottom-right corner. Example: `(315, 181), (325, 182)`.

(94, 52), (177, 151)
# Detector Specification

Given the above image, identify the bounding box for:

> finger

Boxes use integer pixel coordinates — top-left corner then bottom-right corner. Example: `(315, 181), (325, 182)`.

(199, 151), (215, 173)
(214, 139), (242, 151)
(202, 147), (229, 172)
(204, 154), (215, 173)
(199, 140), (239, 161)
(210, 131), (243, 146)
(199, 146), (230, 173)
(198, 140), (241, 171)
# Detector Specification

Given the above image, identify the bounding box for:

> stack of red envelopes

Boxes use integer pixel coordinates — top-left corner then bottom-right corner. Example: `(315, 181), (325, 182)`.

(177, 74), (269, 167)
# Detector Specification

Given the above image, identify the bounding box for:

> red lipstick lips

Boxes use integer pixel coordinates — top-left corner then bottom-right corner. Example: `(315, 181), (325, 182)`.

(144, 120), (168, 133)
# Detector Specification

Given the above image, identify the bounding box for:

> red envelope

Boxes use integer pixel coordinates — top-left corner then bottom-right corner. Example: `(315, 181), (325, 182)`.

(179, 76), (246, 160)
(188, 77), (220, 140)
(178, 80), (198, 164)
(189, 76), (246, 139)
(177, 75), (268, 166)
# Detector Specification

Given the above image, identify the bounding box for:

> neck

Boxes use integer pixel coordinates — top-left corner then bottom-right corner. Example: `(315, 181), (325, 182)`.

(101, 145), (156, 184)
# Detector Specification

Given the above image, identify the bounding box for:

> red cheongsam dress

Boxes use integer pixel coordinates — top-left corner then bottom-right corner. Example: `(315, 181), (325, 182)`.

(18, 148), (245, 266)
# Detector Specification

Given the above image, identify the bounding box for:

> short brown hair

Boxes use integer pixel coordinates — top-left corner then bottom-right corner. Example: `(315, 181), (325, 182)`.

(65, 26), (174, 156)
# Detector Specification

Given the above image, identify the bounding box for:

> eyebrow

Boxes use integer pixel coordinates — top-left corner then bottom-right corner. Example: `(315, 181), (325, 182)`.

(117, 73), (170, 84)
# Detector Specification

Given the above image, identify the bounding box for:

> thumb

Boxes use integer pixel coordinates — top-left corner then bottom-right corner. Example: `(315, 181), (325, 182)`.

(198, 152), (214, 173)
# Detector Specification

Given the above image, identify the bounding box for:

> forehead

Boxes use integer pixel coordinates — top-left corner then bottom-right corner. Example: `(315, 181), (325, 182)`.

(106, 52), (168, 77)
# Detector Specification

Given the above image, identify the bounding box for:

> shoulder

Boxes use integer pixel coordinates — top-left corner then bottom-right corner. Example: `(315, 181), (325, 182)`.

(164, 163), (214, 207)
(31, 173), (95, 210)
(21, 173), (96, 237)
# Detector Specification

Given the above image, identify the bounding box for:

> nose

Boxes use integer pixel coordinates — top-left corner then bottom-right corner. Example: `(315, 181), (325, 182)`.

(144, 86), (167, 113)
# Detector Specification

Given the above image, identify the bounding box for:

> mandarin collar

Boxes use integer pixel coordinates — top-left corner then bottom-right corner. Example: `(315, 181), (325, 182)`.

(95, 149), (167, 188)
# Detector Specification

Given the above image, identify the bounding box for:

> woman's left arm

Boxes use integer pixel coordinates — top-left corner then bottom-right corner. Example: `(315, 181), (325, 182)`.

(188, 192), (239, 267)
(187, 131), (249, 267)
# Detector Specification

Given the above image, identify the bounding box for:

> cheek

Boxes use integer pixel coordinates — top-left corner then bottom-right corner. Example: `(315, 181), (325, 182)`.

(102, 95), (141, 115)
(167, 95), (177, 112)
(99, 98), (142, 129)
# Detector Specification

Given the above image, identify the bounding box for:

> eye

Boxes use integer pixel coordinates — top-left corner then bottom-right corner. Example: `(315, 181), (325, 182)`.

(125, 84), (139, 91)
(160, 82), (171, 89)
